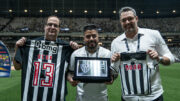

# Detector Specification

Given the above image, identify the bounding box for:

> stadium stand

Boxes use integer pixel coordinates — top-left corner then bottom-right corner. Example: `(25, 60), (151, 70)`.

(1, 17), (180, 33)
(0, 17), (180, 62)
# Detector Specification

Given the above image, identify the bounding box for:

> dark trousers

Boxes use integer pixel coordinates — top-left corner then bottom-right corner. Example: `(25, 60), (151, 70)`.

(121, 95), (163, 101)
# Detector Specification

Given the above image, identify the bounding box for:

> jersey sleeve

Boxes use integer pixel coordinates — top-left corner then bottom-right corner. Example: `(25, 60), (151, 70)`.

(64, 46), (74, 63)
(14, 47), (24, 64)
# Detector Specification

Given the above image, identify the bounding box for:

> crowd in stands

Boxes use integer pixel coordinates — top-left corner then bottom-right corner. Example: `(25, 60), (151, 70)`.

(169, 47), (180, 62)
(0, 17), (180, 33)
(0, 16), (180, 62)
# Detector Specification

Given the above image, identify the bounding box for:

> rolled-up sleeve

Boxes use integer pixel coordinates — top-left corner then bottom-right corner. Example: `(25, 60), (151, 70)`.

(155, 31), (175, 64)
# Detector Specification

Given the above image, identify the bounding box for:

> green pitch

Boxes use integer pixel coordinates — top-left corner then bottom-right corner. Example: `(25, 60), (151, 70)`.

(0, 63), (180, 101)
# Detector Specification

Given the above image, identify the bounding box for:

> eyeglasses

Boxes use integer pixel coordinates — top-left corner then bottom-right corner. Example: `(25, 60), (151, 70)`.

(46, 23), (59, 28)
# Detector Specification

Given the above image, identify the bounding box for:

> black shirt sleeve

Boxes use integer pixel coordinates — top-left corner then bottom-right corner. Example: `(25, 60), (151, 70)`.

(65, 46), (74, 63)
(14, 47), (24, 64)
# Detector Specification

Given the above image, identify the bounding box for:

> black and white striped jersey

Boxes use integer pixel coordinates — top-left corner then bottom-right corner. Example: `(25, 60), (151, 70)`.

(111, 28), (175, 100)
(14, 37), (73, 101)
(119, 51), (151, 96)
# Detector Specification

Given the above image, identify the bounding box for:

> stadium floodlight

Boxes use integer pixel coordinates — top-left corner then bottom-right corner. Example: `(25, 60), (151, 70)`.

(156, 10), (160, 14)
(84, 10), (88, 14)
(69, 10), (73, 13)
(113, 10), (116, 14)
(9, 9), (12, 13)
(54, 10), (58, 13)
(140, 11), (144, 14)
(172, 10), (176, 13)
(39, 9), (43, 13)
(98, 10), (102, 14)
(24, 9), (28, 13)
(168, 39), (172, 42)
(98, 42), (102, 46)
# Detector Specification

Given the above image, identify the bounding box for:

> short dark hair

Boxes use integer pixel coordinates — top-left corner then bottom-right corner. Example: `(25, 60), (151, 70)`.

(119, 7), (137, 18)
(83, 24), (98, 32)
(46, 15), (60, 25)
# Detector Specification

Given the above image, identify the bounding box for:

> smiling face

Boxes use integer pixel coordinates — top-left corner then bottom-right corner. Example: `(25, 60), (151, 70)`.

(84, 29), (99, 51)
(44, 16), (60, 41)
(120, 11), (138, 35)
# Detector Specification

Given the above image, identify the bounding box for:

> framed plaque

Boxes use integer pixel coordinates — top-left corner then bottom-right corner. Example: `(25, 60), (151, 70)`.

(73, 57), (111, 83)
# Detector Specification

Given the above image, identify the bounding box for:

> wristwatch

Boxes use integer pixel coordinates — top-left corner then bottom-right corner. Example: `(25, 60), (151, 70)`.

(158, 56), (163, 63)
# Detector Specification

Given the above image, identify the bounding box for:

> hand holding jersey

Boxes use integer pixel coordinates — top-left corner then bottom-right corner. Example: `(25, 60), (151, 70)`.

(14, 39), (73, 101)
(111, 52), (120, 62)
(15, 37), (26, 49)
(15, 37), (79, 52)
(112, 49), (171, 67)
(13, 16), (77, 101)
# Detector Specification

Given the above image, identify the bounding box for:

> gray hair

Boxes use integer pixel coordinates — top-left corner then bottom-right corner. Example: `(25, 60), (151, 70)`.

(119, 7), (137, 17)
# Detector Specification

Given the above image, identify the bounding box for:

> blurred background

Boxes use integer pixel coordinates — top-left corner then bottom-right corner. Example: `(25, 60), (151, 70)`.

(0, 0), (180, 100)
(0, 0), (180, 62)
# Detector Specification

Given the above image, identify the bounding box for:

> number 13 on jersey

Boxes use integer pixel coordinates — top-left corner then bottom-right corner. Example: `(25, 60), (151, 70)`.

(33, 61), (55, 87)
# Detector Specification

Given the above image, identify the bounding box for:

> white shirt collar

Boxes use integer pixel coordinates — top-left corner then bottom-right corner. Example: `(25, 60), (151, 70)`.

(121, 27), (145, 41)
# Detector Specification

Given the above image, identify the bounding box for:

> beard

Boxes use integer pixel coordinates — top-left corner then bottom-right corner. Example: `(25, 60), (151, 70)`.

(86, 41), (98, 50)
(123, 24), (136, 33)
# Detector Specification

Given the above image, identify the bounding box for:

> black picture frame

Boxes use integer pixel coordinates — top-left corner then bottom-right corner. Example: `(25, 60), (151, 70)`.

(73, 57), (111, 83)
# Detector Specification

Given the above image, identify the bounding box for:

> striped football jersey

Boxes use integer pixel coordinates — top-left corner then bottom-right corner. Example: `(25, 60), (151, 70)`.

(15, 38), (73, 101)
(120, 51), (151, 96)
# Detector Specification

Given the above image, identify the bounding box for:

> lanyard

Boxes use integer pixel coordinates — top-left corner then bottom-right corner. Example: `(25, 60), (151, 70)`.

(124, 34), (141, 52)
(85, 46), (99, 57)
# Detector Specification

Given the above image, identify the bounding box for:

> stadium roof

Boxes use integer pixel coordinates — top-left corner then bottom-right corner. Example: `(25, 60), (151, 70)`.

(0, 0), (180, 18)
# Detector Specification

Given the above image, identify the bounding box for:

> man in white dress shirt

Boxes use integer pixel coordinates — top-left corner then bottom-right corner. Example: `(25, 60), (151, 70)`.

(111, 7), (175, 101)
